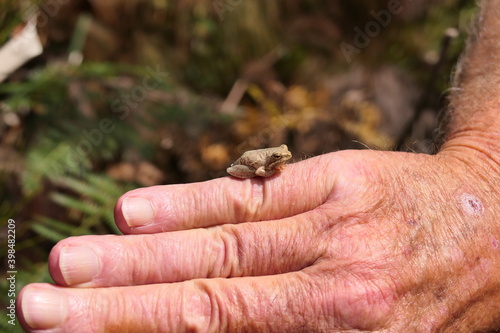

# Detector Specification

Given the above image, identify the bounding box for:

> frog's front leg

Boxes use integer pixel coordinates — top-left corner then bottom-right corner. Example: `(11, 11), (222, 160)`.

(255, 166), (276, 177)
(227, 164), (257, 179)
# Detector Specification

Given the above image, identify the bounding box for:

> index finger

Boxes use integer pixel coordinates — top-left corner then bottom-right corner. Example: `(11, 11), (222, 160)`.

(114, 154), (337, 234)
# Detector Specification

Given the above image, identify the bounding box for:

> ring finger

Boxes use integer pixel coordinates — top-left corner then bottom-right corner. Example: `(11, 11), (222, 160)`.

(49, 212), (329, 288)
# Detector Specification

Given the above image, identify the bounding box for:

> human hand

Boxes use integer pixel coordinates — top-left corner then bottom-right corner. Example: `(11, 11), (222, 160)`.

(18, 145), (499, 332)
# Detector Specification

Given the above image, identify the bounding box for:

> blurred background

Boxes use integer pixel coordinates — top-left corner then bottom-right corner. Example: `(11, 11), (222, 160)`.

(0, 0), (476, 330)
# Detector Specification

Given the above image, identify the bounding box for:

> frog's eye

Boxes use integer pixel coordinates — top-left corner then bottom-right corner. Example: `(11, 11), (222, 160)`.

(273, 153), (282, 159)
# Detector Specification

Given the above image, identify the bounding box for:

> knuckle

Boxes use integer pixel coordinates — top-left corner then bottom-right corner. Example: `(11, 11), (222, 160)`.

(210, 226), (244, 278)
(232, 182), (266, 221)
(183, 281), (225, 333)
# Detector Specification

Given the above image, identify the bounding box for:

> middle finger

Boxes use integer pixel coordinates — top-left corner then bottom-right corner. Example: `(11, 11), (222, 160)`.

(49, 212), (329, 287)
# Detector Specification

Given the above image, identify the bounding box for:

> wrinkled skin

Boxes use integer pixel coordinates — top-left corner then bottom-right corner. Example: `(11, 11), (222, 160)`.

(18, 145), (500, 332)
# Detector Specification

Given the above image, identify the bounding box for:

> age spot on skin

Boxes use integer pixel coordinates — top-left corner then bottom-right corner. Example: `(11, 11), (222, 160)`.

(460, 193), (484, 217)
(407, 219), (418, 226)
(491, 236), (499, 250)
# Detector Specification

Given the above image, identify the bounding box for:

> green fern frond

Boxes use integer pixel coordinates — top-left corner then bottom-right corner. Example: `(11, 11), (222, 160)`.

(53, 176), (110, 204)
(87, 173), (129, 196)
(30, 223), (68, 243)
(32, 216), (79, 234)
(50, 192), (100, 216)
(48, 172), (133, 235)
(21, 140), (91, 196)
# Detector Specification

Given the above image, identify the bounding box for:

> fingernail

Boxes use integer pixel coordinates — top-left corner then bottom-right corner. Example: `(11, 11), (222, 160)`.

(60, 246), (100, 286)
(22, 287), (67, 330)
(122, 197), (155, 228)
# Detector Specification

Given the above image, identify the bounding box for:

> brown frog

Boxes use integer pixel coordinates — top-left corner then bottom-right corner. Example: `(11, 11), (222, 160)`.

(226, 144), (292, 179)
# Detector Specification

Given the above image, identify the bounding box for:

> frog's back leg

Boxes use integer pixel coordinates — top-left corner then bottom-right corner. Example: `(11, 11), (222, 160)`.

(227, 165), (257, 178)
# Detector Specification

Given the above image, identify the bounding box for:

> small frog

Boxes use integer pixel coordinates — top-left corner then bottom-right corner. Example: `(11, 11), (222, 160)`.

(227, 144), (292, 179)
